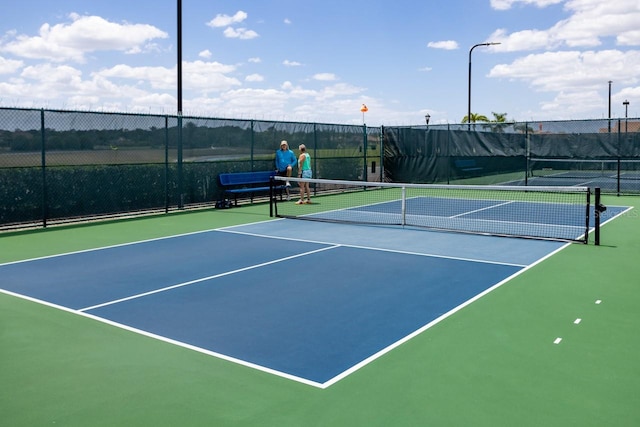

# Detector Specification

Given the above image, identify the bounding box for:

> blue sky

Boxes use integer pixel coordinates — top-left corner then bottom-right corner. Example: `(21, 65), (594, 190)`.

(0, 0), (638, 126)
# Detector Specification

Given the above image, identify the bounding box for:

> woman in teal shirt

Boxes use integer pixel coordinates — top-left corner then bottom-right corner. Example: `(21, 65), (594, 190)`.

(296, 144), (312, 204)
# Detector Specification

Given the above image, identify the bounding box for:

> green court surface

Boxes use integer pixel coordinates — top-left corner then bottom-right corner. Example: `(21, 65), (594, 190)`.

(1, 195), (639, 426)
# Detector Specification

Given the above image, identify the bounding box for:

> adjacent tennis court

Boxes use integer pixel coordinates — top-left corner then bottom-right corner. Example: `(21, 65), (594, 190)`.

(0, 184), (629, 390)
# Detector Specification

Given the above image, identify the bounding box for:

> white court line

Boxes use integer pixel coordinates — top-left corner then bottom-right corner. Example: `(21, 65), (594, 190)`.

(321, 240), (572, 388)
(0, 286), (325, 389)
(77, 245), (340, 312)
(0, 227), (222, 267)
(219, 228), (529, 268)
(449, 200), (514, 218)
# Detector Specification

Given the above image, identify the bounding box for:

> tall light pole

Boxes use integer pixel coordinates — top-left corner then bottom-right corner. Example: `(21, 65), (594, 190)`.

(623, 99), (629, 133)
(177, 0), (183, 115)
(468, 42), (500, 128)
(608, 80), (612, 132)
(177, 0), (184, 208)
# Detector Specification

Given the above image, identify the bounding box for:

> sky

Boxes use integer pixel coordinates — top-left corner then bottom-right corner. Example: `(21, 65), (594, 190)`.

(0, 0), (639, 126)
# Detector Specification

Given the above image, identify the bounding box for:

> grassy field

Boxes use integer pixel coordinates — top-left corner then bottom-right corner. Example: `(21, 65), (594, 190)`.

(1, 194), (639, 426)
(0, 146), (379, 167)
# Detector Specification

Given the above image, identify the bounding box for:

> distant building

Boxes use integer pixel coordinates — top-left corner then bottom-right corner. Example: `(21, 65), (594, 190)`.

(599, 120), (640, 133)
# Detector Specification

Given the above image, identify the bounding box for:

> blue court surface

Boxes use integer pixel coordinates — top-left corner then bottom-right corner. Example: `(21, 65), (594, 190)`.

(0, 204), (629, 388)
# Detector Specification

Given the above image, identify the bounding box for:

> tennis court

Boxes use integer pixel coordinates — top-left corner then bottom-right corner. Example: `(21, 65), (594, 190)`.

(0, 184), (629, 387)
(506, 158), (640, 193)
(1, 185), (638, 426)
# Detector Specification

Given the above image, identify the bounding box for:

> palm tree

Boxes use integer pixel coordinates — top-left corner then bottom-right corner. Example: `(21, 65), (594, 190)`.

(461, 113), (489, 124)
(484, 112), (512, 133)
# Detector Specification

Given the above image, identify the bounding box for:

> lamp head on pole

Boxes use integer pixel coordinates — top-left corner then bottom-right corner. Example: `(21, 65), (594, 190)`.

(425, 114), (430, 125)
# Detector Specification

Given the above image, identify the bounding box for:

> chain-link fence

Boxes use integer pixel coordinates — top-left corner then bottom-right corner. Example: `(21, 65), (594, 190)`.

(2, 108), (638, 229)
(0, 108), (381, 229)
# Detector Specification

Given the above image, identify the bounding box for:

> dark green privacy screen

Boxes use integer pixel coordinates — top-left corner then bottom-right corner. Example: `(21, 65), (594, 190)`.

(383, 120), (640, 194)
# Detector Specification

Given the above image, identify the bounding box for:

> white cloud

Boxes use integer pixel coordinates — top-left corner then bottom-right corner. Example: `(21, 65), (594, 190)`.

(206, 11), (258, 40)
(490, 50), (640, 92)
(283, 60), (302, 67)
(21, 63), (83, 85)
(0, 13), (168, 63)
(314, 83), (364, 101)
(489, 49), (640, 117)
(199, 49), (212, 59)
(95, 60), (241, 92)
(95, 64), (174, 89)
(245, 73), (264, 82)
(489, 0), (640, 51)
(183, 60), (242, 91)
(222, 27), (259, 40)
(488, 28), (554, 51)
(427, 40), (459, 50)
(207, 11), (248, 28)
(618, 30), (640, 46)
(491, 0), (563, 10)
(0, 56), (23, 74)
(248, 57), (261, 63)
(313, 73), (337, 81)
(284, 18), (292, 25)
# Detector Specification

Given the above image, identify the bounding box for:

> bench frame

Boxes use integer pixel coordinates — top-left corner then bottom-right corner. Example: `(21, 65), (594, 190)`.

(218, 171), (286, 206)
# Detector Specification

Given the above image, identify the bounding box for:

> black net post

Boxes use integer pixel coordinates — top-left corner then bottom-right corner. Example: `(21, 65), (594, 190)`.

(594, 187), (605, 246)
(269, 177), (274, 217)
(585, 188), (591, 244)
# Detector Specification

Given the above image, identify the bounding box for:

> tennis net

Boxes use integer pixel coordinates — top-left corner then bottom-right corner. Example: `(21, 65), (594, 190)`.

(529, 158), (640, 181)
(270, 176), (595, 243)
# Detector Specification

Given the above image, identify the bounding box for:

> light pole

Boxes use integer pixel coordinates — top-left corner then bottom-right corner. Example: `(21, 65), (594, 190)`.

(468, 42), (500, 128)
(623, 99), (629, 133)
(425, 113), (430, 127)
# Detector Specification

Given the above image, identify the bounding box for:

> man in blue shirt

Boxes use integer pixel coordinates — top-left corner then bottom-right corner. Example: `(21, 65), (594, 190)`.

(275, 140), (297, 199)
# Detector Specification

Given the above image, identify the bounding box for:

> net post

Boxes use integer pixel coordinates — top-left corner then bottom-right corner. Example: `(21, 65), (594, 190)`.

(401, 186), (406, 226)
(269, 177), (274, 217)
(594, 187), (604, 246)
(585, 188), (591, 244)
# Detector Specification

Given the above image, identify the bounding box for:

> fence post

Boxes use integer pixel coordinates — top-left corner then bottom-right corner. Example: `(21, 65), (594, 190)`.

(164, 115), (169, 213)
(363, 124), (368, 181)
(40, 109), (48, 227)
(379, 126), (384, 181)
(250, 120), (254, 171)
(525, 122), (530, 186)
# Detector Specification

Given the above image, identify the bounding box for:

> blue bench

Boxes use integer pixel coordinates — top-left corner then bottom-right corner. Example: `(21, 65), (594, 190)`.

(454, 159), (483, 174)
(218, 171), (286, 206)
